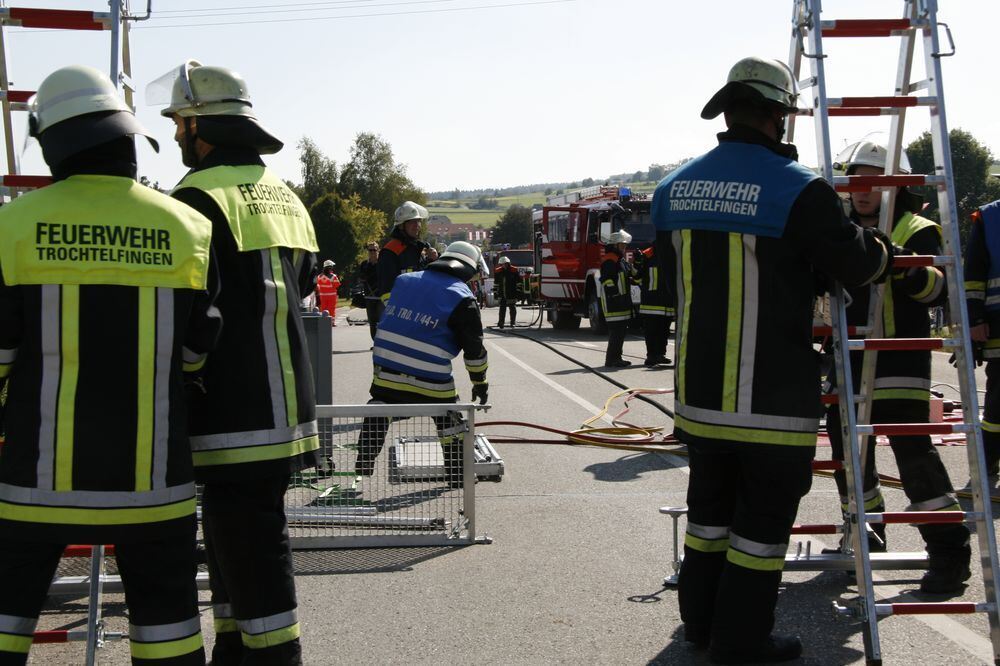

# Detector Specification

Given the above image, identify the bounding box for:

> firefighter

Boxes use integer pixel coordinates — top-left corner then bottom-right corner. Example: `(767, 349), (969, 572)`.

(151, 60), (319, 665)
(965, 199), (1000, 482)
(376, 200), (430, 315)
(652, 56), (893, 662)
(601, 229), (634, 368)
(315, 259), (340, 325)
(633, 243), (673, 367)
(0, 65), (221, 665)
(354, 241), (489, 486)
(493, 255), (520, 328)
(825, 140), (970, 593)
(358, 242), (380, 340)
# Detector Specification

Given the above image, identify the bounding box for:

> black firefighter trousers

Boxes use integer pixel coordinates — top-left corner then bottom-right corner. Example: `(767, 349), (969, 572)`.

(678, 442), (813, 650)
(354, 402), (465, 483)
(605, 320), (628, 365)
(642, 313), (668, 361)
(497, 298), (516, 328)
(980, 361), (1000, 473)
(202, 474), (301, 665)
(0, 517), (203, 665)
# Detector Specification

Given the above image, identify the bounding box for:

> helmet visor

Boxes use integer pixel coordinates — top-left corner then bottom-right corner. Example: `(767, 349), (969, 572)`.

(146, 61), (197, 115)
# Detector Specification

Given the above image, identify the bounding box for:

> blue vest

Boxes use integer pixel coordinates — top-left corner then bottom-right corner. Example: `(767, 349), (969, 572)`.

(651, 141), (818, 237)
(372, 269), (472, 381)
(981, 201), (1000, 313)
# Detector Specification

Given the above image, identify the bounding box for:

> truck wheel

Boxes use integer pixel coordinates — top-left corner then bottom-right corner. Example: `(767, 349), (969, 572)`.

(587, 291), (608, 335)
(552, 309), (582, 330)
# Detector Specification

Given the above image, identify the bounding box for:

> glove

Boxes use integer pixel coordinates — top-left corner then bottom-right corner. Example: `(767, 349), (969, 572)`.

(866, 227), (896, 284)
(471, 383), (489, 405)
(949, 345), (984, 368)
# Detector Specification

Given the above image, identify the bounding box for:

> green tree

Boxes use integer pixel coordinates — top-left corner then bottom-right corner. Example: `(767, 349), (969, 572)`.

(907, 129), (1000, 244)
(648, 164), (667, 182)
(338, 132), (425, 226)
(295, 137), (338, 209)
(631, 170), (645, 183)
(581, 177), (595, 187)
(491, 204), (533, 247)
(309, 192), (385, 280)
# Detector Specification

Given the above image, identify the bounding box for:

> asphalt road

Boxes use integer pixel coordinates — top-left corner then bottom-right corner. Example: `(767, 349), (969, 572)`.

(32, 303), (1000, 665)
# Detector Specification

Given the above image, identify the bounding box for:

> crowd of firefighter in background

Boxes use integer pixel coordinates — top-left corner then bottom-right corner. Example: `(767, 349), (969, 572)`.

(0, 46), (999, 666)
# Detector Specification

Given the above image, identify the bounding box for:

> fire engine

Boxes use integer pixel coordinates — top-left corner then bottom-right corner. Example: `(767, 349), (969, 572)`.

(532, 185), (654, 333)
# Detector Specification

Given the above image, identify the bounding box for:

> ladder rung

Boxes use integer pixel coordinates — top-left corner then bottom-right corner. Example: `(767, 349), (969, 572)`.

(869, 510), (975, 525)
(812, 459), (843, 471)
(893, 254), (953, 268)
(1, 89), (34, 103)
(791, 523), (842, 535)
(858, 423), (971, 436)
(847, 337), (948, 351)
(834, 175), (946, 192)
(820, 18), (925, 38)
(820, 394), (865, 405)
(812, 325), (870, 337)
(0, 7), (110, 30)
(62, 544), (115, 558)
(0, 174), (51, 188)
(875, 602), (990, 616)
(32, 629), (88, 644)
(829, 96), (934, 109)
(828, 107), (899, 117)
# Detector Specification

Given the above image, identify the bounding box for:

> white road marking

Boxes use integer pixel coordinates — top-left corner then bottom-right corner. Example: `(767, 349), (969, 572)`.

(488, 340), (689, 475)
(488, 341), (614, 425)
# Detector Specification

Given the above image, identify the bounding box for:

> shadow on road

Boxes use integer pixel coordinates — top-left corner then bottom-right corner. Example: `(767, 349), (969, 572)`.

(584, 451), (687, 482)
(292, 546), (459, 576)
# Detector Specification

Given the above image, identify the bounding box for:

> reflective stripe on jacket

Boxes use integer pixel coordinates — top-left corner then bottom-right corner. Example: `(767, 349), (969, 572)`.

(599, 251), (632, 322)
(175, 164), (320, 476)
(0, 176), (217, 539)
(373, 270), (469, 392)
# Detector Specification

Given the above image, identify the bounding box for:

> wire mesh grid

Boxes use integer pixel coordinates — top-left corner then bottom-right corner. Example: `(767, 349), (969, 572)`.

(283, 403), (480, 548)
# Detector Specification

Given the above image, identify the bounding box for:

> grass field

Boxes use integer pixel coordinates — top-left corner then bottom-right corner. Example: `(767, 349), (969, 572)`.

(427, 207), (505, 227)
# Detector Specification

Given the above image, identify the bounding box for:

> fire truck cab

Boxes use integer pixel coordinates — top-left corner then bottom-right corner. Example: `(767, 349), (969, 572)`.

(533, 185), (654, 333)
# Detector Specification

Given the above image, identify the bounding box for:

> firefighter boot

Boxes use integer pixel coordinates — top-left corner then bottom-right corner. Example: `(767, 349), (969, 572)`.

(920, 549), (972, 594)
(709, 634), (802, 664)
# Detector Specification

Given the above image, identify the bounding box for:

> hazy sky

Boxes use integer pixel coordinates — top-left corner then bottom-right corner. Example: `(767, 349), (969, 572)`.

(6, 0), (998, 192)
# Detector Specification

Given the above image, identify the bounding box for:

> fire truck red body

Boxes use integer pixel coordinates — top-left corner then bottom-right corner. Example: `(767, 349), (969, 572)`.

(532, 185), (654, 332)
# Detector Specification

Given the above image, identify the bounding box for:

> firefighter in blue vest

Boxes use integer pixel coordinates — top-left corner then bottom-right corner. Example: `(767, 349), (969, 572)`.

(354, 241), (488, 486)
(652, 57), (893, 663)
(151, 60), (318, 665)
(601, 229), (634, 367)
(965, 199), (1000, 482)
(824, 140), (969, 594)
(0, 65), (221, 665)
(633, 244), (673, 367)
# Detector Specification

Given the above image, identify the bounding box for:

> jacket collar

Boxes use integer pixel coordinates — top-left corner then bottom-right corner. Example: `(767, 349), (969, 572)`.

(717, 124), (799, 161)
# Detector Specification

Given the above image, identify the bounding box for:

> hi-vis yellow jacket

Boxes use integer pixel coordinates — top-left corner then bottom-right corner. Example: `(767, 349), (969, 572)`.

(0, 175), (220, 542)
(172, 153), (321, 481)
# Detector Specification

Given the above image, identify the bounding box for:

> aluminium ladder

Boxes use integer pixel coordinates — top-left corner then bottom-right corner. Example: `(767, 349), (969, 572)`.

(788, 1), (1000, 663)
(0, 0), (150, 198)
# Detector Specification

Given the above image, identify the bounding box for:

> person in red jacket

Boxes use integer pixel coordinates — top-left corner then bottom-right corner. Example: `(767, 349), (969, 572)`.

(316, 259), (341, 325)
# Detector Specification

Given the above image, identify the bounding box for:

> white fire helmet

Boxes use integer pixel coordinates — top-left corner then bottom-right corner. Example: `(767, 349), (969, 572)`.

(394, 201), (429, 226)
(608, 230), (633, 245)
(834, 140), (912, 174)
(498, 256), (511, 265)
(323, 260), (336, 268)
(440, 241), (482, 272)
